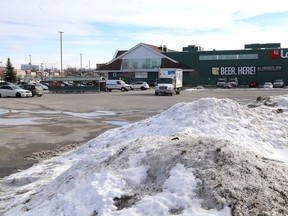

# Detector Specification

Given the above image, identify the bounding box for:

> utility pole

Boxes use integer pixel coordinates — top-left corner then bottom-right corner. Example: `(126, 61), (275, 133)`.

(29, 54), (32, 71)
(80, 53), (82, 70)
(58, 31), (64, 73)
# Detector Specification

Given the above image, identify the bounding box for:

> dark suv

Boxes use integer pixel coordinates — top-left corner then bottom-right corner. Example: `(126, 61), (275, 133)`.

(19, 84), (43, 97)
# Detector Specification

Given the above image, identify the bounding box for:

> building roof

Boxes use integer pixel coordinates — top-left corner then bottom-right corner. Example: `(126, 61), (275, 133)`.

(113, 50), (127, 59)
(112, 43), (178, 63)
(98, 42), (184, 71)
(144, 43), (176, 52)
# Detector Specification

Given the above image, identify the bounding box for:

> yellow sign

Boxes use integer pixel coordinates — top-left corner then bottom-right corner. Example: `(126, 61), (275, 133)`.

(211, 67), (219, 75)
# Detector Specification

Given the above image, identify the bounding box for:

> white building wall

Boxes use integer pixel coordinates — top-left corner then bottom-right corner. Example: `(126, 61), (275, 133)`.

(122, 46), (161, 59)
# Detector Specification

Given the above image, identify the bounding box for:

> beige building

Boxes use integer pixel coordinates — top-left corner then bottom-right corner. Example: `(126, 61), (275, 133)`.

(0, 67), (63, 81)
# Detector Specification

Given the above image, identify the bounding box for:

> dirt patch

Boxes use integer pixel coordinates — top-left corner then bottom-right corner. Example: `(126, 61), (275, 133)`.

(24, 142), (84, 161)
(191, 140), (288, 216)
(107, 135), (288, 215)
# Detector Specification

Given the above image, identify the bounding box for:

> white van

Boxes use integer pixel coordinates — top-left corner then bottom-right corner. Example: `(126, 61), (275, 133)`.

(105, 80), (131, 92)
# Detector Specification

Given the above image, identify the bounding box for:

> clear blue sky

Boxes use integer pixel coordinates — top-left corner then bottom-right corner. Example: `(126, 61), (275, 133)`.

(1, 0), (288, 70)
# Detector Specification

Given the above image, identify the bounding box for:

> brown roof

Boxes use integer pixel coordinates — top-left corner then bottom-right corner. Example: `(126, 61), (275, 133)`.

(97, 59), (122, 70)
(114, 50), (127, 58)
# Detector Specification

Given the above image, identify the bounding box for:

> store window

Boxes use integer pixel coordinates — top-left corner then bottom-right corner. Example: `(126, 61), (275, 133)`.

(199, 54), (258, 60)
(121, 58), (161, 70)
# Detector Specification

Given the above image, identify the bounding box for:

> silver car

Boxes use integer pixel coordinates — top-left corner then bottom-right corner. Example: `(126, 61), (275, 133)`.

(0, 85), (32, 98)
(273, 79), (284, 88)
(263, 82), (273, 89)
(216, 78), (227, 87)
(130, 81), (150, 90)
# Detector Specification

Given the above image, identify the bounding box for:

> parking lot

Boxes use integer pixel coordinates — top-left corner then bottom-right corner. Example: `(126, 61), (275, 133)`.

(1, 88), (288, 178)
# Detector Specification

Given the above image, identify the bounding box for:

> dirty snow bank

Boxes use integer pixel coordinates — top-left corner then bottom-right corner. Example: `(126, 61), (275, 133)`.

(1, 96), (288, 215)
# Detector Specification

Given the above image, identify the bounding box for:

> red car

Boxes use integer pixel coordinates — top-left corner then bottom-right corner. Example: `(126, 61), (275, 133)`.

(248, 82), (259, 88)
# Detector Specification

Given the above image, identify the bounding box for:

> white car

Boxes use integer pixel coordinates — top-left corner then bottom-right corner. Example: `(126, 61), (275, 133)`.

(130, 81), (150, 90)
(273, 79), (284, 88)
(222, 82), (232, 89)
(228, 77), (238, 87)
(105, 80), (130, 92)
(216, 78), (227, 87)
(263, 82), (273, 89)
(0, 85), (32, 98)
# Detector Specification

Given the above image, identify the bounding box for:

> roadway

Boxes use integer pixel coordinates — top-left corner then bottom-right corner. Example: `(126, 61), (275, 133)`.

(0, 87), (287, 178)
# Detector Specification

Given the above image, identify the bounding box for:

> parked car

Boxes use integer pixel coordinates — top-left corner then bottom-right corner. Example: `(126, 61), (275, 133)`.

(105, 80), (131, 92)
(273, 79), (284, 88)
(130, 81), (150, 90)
(248, 81), (259, 88)
(263, 82), (273, 89)
(19, 84), (43, 97)
(0, 85), (32, 98)
(35, 83), (49, 91)
(40, 81), (50, 87)
(223, 82), (232, 89)
(216, 78), (227, 87)
(228, 77), (238, 87)
(0, 81), (14, 86)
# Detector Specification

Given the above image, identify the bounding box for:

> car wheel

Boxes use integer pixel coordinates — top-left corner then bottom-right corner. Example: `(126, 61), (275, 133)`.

(16, 92), (21, 98)
(121, 87), (126, 92)
(140, 86), (145, 90)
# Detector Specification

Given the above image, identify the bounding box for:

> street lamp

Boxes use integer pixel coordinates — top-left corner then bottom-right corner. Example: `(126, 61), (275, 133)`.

(29, 55), (32, 71)
(80, 53), (82, 69)
(58, 31), (64, 73)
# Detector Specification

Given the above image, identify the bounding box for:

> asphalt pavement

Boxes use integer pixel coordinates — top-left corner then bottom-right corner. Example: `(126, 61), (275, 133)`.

(0, 87), (287, 178)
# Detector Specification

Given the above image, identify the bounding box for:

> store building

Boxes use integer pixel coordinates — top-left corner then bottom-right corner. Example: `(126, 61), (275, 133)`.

(97, 43), (193, 86)
(98, 42), (288, 87)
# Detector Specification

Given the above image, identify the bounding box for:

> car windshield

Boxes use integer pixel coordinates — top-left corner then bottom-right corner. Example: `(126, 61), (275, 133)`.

(10, 85), (21, 89)
(158, 78), (173, 84)
(218, 78), (226, 82)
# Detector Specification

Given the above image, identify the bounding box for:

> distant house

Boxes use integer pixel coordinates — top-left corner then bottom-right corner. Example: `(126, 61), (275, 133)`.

(21, 64), (40, 71)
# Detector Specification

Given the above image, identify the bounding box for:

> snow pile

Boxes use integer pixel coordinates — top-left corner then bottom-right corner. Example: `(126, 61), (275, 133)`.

(0, 96), (288, 215)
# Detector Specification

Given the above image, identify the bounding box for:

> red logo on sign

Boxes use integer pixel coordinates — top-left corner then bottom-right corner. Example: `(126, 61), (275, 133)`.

(270, 50), (279, 59)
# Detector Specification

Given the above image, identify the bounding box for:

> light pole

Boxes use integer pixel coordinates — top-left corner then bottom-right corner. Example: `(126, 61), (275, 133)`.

(80, 53), (82, 70)
(58, 31), (64, 73)
(29, 54), (32, 71)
